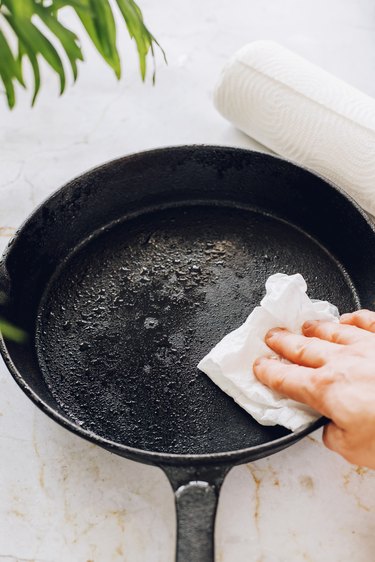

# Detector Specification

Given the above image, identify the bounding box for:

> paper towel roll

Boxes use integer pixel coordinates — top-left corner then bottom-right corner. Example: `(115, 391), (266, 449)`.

(214, 40), (375, 216)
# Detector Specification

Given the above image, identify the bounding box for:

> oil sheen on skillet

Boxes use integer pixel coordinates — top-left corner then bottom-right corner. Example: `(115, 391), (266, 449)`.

(36, 204), (357, 455)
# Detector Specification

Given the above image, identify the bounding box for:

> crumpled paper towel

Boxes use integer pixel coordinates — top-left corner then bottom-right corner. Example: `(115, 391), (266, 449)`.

(213, 40), (375, 217)
(198, 273), (339, 431)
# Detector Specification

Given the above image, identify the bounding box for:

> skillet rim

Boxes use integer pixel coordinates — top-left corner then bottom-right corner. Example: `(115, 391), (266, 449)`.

(1, 144), (374, 465)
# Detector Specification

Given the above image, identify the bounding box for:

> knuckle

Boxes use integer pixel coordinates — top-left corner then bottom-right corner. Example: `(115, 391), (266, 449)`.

(272, 371), (287, 393)
(322, 365), (347, 385)
(310, 368), (327, 387)
(295, 341), (312, 363)
(308, 368), (335, 401)
(329, 328), (344, 344)
(314, 323), (342, 343)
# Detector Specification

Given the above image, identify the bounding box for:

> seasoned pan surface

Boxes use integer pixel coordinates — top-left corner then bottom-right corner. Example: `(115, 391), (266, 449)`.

(36, 203), (357, 455)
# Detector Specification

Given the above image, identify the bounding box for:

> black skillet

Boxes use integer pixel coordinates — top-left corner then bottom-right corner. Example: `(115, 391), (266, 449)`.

(1, 146), (375, 561)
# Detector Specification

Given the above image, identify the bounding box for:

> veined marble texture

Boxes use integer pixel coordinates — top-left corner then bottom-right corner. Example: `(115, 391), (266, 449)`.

(0, 0), (375, 560)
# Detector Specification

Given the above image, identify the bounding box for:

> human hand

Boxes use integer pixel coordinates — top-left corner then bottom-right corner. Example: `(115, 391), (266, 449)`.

(253, 310), (375, 468)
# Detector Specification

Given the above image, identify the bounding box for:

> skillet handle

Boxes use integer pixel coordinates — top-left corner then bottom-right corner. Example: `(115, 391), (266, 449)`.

(162, 464), (232, 562)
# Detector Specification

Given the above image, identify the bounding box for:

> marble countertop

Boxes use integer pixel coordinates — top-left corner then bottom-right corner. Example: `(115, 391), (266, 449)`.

(0, 0), (374, 560)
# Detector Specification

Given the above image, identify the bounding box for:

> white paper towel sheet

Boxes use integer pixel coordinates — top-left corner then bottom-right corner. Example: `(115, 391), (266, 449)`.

(214, 40), (375, 217)
(198, 273), (339, 431)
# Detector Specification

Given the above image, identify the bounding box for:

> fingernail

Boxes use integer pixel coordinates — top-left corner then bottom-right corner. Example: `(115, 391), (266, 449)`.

(340, 313), (351, 321)
(302, 320), (316, 330)
(253, 357), (263, 367)
(266, 327), (283, 339)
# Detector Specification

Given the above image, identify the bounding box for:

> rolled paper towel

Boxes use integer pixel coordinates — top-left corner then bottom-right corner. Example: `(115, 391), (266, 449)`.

(214, 40), (375, 216)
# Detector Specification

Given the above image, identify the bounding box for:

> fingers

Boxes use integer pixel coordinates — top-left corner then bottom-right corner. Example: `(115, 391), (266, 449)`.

(265, 328), (340, 367)
(302, 319), (371, 344)
(340, 309), (375, 333)
(253, 357), (330, 415)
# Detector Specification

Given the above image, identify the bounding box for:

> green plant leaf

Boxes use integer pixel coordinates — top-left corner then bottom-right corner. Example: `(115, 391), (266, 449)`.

(50, 0), (90, 12)
(0, 318), (27, 342)
(115, 0), (165, 81)
(0, 0), (165, 107)
(0, 27), (17, 108)
(5, 13), (66, 94)
(73, 0), (121, 78)
(0, 70), (15, 108)
(115, 0), (148, 79)
(17, 40), (41, 105)
(0, 25), (24, 85)
(35, 4), (83, 81)
(5, 0), (34, 19)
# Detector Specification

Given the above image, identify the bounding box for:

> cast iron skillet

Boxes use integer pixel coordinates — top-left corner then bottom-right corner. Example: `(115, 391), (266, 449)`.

(1, 146), (375, 561)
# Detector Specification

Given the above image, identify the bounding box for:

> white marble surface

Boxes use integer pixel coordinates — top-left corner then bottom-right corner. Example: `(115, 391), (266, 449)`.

(0, 1), (375, 560)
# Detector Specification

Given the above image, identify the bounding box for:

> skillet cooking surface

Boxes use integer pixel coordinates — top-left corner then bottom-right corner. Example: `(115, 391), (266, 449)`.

(36, 204), (357, 454)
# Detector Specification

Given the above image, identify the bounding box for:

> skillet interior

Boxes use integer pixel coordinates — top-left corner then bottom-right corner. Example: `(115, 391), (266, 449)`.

(35, 202), (357, 454)
(3, 146), (375, 459)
